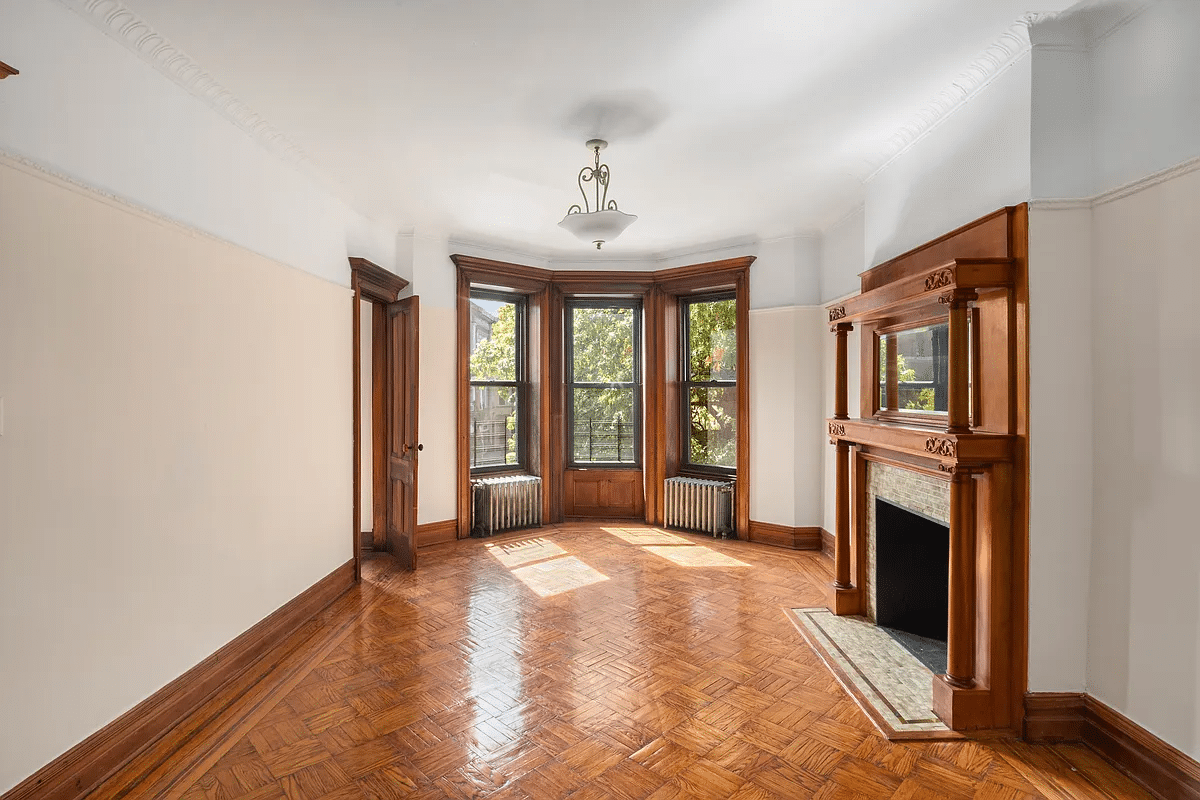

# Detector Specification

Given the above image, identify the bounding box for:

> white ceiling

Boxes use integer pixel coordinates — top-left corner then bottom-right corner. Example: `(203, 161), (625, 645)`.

(118, 0), (1078, 256)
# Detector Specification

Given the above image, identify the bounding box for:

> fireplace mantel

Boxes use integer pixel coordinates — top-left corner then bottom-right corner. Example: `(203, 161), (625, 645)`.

(823, 205), (1030, 735)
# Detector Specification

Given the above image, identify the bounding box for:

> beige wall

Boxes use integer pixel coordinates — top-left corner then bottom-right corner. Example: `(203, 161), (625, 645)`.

(0, 159), (353, 792)
(1088, 165), (1200, 758)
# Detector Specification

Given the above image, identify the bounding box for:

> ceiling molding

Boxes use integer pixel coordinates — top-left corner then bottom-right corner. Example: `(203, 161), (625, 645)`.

(866, 14), (1040, 183)
(56, 0), (308, 165)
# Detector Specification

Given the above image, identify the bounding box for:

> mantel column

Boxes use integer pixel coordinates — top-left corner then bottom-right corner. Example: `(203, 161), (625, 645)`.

(831, 319), (853, 593)
(943, 290), (975, 434)
(945, 467), (978, 688)
(832, 320), (851, 420)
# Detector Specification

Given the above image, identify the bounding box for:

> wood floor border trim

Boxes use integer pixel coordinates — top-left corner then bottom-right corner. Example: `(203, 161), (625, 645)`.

(747, 521), (822, 550)
(1025, 692), (1200, 800)
(2, 560), (356, 800)
(416, 519), (458, 547)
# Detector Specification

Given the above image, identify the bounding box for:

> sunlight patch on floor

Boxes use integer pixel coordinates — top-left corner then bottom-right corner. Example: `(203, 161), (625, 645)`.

(643, 545), (751, 568)
(484, 537), (568, 568)
(510, 556), (609, 598)
(603, 528), (692, 546)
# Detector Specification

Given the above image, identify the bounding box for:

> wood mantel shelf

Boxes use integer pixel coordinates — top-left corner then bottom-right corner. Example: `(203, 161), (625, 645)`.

(0, 61), (18, 79)
(827, 257), (1012, 324)
(824, 205), (1030, 735)
(826, 418), (1014, 466)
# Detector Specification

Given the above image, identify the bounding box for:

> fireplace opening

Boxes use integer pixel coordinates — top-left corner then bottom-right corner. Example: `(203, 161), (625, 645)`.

(875, 498), (949, 647)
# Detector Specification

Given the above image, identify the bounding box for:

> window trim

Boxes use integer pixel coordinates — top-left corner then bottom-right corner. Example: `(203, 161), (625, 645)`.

(468, 288), (528, 474)
(564, 297), (643, 469)
(679, 291), (738, 477)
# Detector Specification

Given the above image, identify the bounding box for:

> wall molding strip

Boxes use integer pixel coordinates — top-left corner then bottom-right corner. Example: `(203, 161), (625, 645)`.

(0, 151), (351, 289)
(1031, 154), (1200, 212)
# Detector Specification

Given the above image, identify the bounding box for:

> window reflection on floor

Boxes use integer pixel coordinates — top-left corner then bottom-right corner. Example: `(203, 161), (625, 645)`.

(602, 527), (691, 546)
(509, 556), (609, 598)
(484, 537), (567, 568)
(642, 544), (750, 568)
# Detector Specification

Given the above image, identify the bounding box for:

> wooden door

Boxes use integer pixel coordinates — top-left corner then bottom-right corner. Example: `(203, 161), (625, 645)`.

(386, 296), (420, 569)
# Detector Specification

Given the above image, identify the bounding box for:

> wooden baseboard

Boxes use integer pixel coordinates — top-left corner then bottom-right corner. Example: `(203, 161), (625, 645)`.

(3, 560), (355, 800)
(1025, 692), (1200, 800)
(820, 527), (834, 559)
(747, 521), (822, 550)
(416, 519), (457, 547)
(1024, 692), (1087, 742)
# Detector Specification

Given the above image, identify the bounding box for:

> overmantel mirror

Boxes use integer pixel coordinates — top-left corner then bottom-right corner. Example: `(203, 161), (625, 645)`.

(873, 314), (976, 426)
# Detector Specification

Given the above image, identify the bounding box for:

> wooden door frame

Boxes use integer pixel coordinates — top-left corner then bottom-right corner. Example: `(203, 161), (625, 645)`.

(350, 257), (409, 580)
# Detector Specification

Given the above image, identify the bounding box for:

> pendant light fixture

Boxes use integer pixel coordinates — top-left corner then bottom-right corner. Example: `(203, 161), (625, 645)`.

(558, 139), (637, 249)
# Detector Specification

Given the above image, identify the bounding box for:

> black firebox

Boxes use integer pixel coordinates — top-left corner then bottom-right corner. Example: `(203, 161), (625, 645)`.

(875, 498), (949, 642)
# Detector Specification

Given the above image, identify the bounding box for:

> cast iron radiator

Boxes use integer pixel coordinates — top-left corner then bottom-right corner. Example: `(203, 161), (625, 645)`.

(663, 477), (733, 537)
(471, 475), (543, 537)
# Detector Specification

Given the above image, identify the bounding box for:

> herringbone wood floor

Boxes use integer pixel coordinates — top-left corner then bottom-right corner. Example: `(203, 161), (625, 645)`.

(163, 524), (1152, 800)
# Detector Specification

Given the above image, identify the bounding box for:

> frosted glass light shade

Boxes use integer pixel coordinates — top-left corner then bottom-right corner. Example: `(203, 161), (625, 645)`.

(558, 209), (637, 248)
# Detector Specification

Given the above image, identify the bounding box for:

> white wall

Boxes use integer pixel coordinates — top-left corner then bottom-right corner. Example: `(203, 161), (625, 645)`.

(792, 308), (826, 527)
(0, 0), (396, 284)
(0, 161), (353, 792)
(750, 309), (797, 526)
(1087, 166), (1200, 758)
(1026, 206), (1093, 692)
(864, 54), (1033, 267)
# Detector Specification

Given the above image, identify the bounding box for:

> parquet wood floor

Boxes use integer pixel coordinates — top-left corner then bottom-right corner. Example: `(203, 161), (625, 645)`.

(138, 524), (1152, 800)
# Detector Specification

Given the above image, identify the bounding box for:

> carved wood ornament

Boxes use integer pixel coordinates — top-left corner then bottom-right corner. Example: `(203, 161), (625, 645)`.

(925, 437), (956, 457)
(925, 268), (954, 291)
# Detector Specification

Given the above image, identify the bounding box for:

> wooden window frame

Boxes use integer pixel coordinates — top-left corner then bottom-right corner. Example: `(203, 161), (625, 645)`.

(451, 254), (753, 538)
(564, 297), (644, 470)
(467, 289), (529, 475)
(678, 291), (738, 477)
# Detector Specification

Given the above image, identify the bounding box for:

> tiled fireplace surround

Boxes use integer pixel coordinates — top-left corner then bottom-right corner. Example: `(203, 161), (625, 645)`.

(864, 461), (951, 622)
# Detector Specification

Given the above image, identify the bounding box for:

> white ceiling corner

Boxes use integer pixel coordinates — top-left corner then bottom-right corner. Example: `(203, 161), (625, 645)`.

(60, 0), (1088, 256)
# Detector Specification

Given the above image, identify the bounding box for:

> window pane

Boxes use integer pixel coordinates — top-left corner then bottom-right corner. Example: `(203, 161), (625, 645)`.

(688, 298), (736, 381)
(572, 306), (634, 383)
(572, 387), (636, 463)
(470, 387), (518, 467)
(470, 296), (517, 381)
(688, 386), (736, 468)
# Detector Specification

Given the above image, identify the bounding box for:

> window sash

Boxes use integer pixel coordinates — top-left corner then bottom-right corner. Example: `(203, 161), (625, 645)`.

(565, 299), (642, 468)
(469, 290), (526, 472)
(681, 293), (737, 474)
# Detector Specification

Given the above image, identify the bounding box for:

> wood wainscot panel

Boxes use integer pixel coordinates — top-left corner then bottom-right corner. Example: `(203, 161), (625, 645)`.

(2, 560), (356, 800)
(747, 521), (822, 550)
(563, 469), (645, 518)
(416, 519), (458, 548)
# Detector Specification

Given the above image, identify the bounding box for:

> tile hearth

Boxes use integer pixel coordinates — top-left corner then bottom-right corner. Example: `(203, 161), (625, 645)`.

(786, 608), (954, 739)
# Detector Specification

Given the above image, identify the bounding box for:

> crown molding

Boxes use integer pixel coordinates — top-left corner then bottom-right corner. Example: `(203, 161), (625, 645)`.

(866, 15), (1040, 183)
(56, 0), (309, 166)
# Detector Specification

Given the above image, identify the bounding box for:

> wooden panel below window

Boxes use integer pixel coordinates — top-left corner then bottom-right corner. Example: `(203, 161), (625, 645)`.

(564, 469), (645, 518)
